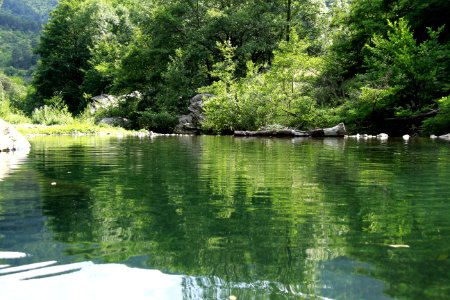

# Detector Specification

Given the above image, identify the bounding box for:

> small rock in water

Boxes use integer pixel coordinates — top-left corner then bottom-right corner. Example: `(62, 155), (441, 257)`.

(51, 182), (57, 186)
(389, 244), (410, 248)
(402, 134), (410, 141)
(229, 296), (237, 300)
(377, 133), (389, 140)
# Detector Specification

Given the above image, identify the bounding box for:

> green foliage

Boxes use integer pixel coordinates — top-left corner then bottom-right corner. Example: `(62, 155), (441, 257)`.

(2, 0), (58, 23)
(200, 40), (246, 133)
(2, 0), (446, 134)
(32, 0), (326, 119)
(0, 0), (58, 74)
(363, 19), (446, 113)
(137, 110), (178, 134)
(327, 17), (449, 133)
(15, 121), (139, 135)
(31, 95), (73, 125)
(201, 34), (327, 133)
(0, 72), (31, 121)
(33, 0), (135, 113)
(0, 29), (39, 74)
(422, 95), (450, 134)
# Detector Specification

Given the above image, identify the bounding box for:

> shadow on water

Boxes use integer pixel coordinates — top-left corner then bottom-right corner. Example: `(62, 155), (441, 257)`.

(1, 136), (450, 299)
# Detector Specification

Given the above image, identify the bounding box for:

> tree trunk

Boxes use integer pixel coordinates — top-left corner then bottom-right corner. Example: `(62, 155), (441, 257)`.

(286, 0), (292, 42)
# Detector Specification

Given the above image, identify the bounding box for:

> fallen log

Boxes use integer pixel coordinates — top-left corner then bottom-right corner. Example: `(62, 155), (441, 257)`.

(234, 123), (347, 138)
(234, 129), (309, 137)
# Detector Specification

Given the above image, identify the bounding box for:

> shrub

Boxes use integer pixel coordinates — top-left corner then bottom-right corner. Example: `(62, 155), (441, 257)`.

(137, 110), (178, 133)
(32, 95), (74, 125)
(422, 96), (450, 135)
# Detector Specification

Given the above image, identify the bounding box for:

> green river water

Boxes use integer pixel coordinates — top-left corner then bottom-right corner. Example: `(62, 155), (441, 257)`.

(0, 136), (449, 299)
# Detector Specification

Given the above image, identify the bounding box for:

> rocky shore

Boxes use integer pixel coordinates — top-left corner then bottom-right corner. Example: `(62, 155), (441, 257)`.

(0, 119), (31, 152)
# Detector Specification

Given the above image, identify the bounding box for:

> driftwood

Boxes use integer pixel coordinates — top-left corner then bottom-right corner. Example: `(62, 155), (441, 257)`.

(234, 129), (309, 137)
(235, 123), (347, 138)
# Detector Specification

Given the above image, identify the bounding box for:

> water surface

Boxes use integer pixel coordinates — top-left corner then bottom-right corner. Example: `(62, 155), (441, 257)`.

(1, 136), (449, 299)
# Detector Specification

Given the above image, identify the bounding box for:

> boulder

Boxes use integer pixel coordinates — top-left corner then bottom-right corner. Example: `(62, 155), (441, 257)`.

(89, 91), (142, 114)
(188, 94), (207, 124)
(89, 94), (119, 114)
(174, 94), (212, 134)
(97, 117), (131, 128)
(310, 123), (347, 137)
(0, 119), (30, 152)
(438, 133), (450, 141)
(377, 133), (389, 140)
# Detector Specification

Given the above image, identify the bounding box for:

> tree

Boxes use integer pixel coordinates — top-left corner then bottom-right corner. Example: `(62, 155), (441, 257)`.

(33, 0), (90, 112)
(81, 3), (135, 98)
(33, 0), (134, 113)
(362, 19), (447, 118)
(201, 33), (325, 133)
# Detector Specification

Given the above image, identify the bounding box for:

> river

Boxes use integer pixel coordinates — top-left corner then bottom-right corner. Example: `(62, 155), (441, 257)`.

(0, 135), (449, 299)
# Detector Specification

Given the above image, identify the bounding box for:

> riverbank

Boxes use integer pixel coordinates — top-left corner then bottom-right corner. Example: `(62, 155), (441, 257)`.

(13, 122), (151, 137)
(7, 119), (450, 142)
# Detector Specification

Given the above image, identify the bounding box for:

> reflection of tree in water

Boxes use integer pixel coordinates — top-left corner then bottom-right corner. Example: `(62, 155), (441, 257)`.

(0, 170), (43, 248)
(35, 136), (450, 299)
(0, 157), (69, 264)
(35, 143), (98, 243)
(182, 137), (347, 294)
(313, 139), (450, 299)
(36, 137), (331, 292)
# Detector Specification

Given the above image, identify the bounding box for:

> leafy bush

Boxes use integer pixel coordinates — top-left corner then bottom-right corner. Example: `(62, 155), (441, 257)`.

(422, 96), (450, 135)
(32, 95), (74, 125)
(0, 94), (32, 124)
(200, 37), (330, 133)
(137, 110), (178, 133)
(1, 111), (32, 124)
(362, 19), (446, 118)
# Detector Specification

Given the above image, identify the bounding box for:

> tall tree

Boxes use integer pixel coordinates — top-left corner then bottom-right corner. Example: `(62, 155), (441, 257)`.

(33, 0), (89, 111)
(33, 0), (133, 112)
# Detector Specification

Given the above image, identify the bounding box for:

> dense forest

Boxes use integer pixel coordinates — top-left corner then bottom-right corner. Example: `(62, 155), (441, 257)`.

(1, 0), (449, 135)
(0, 0), (58, 120)
(0, 0), (58, 75)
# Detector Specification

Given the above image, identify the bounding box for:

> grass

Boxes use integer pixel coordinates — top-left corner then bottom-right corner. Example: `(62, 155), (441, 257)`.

(14, 121), (149, 136)
(1, 112), (32, 124)
(3, 101), (152, 137)
(16, 123), (148, 136)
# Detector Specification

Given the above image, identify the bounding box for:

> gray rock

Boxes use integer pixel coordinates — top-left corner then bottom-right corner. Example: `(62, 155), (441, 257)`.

(97, 117), (131, 128)
(89, 91), (142, 114)
(323, 123), (347, 136)
(123, 91), (142, 100)
(174, 94), (212, 134)
(438, 133), (450, 141)
(0, 119), (30, 152)
(89, 94), (119, 114)
(310, 123), (347, 137)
